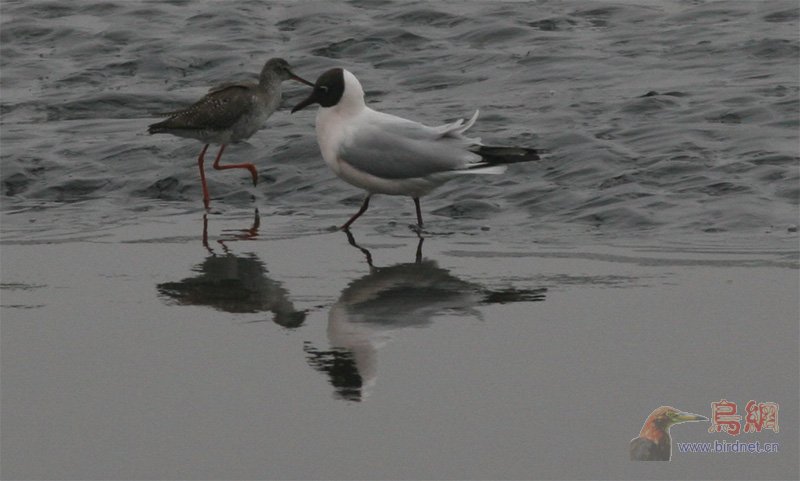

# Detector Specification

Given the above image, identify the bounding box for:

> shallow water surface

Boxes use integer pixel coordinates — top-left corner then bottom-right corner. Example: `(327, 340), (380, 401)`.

(2, 211), (798, 479)
(1, 0), (798, 235)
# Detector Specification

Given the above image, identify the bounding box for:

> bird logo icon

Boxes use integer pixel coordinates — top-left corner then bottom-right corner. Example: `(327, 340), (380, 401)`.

(630, 406), (708, 461)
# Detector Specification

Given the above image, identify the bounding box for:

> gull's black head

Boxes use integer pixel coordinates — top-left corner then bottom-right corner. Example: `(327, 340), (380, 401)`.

(291, 68), (345, 113)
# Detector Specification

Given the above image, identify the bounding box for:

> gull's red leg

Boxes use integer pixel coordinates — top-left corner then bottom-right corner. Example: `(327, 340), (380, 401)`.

(341, 195), (371, 230)
(413, 197), (424, 228)
(211, 144), (258, 186)
(198, 144), (210, 209)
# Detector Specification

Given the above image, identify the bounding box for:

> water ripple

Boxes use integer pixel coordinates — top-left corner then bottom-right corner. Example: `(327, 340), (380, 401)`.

(1, 0), (798, 239)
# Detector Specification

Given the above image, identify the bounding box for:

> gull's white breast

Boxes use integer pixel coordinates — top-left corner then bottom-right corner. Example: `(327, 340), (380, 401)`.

(315, 106), (346, 175)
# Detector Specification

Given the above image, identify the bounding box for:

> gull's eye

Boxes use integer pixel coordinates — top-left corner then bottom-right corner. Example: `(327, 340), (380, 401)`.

(319, 85), (329, 93)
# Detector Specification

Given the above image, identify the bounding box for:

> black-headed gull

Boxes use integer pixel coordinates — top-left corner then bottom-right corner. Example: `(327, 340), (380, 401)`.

(149, 58), (313, 209)
(291, 67), (540, 229)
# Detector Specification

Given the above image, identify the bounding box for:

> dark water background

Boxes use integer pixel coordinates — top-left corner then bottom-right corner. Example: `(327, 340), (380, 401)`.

(1, 1), (799, 480)
(1, 0), (797, 239)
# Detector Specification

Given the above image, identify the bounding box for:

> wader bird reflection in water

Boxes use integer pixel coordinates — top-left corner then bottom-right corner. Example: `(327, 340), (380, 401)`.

(148, 58), (314, 209)
(630, 406), (708, 461)
(156, 210), (306, 328)
(304, 232), (547, 401)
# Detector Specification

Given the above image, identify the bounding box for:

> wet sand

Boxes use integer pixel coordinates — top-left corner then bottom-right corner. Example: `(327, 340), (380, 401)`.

(1, 208), (797, 480)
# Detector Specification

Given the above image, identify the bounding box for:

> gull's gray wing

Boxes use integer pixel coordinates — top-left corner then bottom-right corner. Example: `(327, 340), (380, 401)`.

(339, 112), (483, 180)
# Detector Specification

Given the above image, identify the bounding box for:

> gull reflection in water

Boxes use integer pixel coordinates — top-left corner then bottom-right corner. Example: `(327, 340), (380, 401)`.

(304, 231), (546, 402)
(157, 209), (306, 328)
